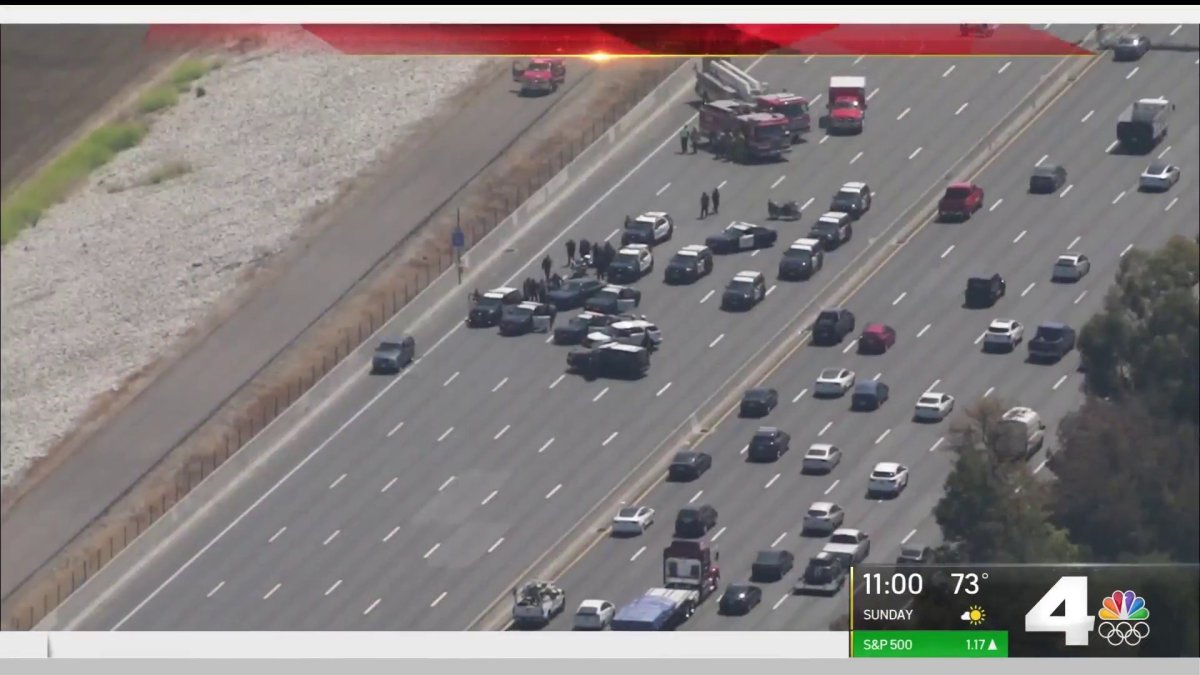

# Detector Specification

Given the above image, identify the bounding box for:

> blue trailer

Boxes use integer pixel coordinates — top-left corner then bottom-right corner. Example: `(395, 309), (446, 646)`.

(611, 588), (697, 631)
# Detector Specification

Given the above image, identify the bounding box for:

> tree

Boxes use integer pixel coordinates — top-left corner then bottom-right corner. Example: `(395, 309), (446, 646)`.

(933, 398), (1080, 564)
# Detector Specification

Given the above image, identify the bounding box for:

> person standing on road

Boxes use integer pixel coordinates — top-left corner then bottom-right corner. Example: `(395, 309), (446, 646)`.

(711, 186), (721, 215)
(689, 125), (700, 154)
(679, 126), (690, 154)
(541, 254), (552, 281)
(565, 239), (576, 265)
(700, 190), (710, 219)
(579, 238), (592, 265)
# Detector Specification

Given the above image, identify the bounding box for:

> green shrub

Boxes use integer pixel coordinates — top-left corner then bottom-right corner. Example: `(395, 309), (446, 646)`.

(137, 86), (179, 114)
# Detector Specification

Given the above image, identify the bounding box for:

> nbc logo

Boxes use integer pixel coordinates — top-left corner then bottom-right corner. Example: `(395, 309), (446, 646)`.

(1097, 590), (1150, 647)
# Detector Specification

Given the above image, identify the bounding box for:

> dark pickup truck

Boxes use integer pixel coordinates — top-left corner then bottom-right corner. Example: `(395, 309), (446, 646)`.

(1027, 322), (1076, 362)
(811, 308), (855, 346)
(964, 274), (1006, 308)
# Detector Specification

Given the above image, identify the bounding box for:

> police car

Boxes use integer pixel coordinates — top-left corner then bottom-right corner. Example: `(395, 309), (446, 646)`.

(809, 212), (853, 250)
(585, 285), (642, 315)
(778, 237), (824, 281)
(607, 244), (655, 284)
(829, 182), (873, 219)
(721, 270), (768, 311)
(467, 287), (524, 327)
(621, 211), (675, 247)
(498, 301), (557, 336)
(705, 221), (778, 254)
(664, 244), (714, 285)
(582, 318), (662, 351)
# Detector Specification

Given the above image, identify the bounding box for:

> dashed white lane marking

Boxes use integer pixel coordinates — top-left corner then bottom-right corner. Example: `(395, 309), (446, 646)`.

(975, 331), (987, 345)
(383, 526), (400, 543)
(443, 371), (459, 387)
(492, 378), (508, 393)
(1068, 235), (1081, 249)
(1157, 145), (1172, 159)
(1125, 66), (1139, 80)
(908, 147), (922, 160)
(263, 583), (281, 601)
(700, 289), (715, 304)
(801, 197), (815, 210)
(764, 473), (781, 489)
(423, 543), (440, 559)
(437, 427), (454, 442)
(998, 61), (1011, 74)
(771, 175), (787, 189)
(545, 484), (563, 500)
(549, 374), (565, 389)
(867, 87), (879, 101)
(983, 386), (995, 398)
(207, 582), (224, 598)
(929, 437), (944, 453)
(268, 527), (287, 544)
(740, 444), (749, 455)
(328, 474), (347, 490)
(1106, 140), (1119, 153)
(1165, 197), (1178, 212)
(1036, 154), (1048, 167)
(1013, 230), (1026, 244)
(941, 245), (954, 259)
(955, 102), (969, 116)
(438, 476), (456, 492)
(1121, 243), (1134, 257)
(850, 151), (863, 165)
(1043, 23), (1052, 29)
(712, 526), (727, 542)
(493, 424), (511, 440)
(1075, 290), (1088, 305)
(690, 490), (704, 504)
(766, 284), (777, 297)
(1171, 24), (1182, 36)
(387, 421), (405, 437)
(942, 64), (956, 78)
(892, 291), (906, 305)
(381, 477), (398, 493)
(793, 388), (808, 403)
(842, 339), (859, 354)
(481, 490), (498, 506)
(603, 431), (619, 447)
(537, 438), (555, 454)
(773, 594), (790, 611)
(1053, 375), (1069, 390)
(1060, 184), (1074, 198)
(1022, 282), (1036, 297)
(824, 480), (840, 495)
(363, 598), (381, 616)
(918, 324), (932, 338)
(324, 580), (341, 596)
(709, 333), (725, 348)
(656, 182), (671, 196)
(1080, 110), (1094, 123)
(852, 55), (864, 65)
(872, 372), (882, 381)
(819, 422), (833, 437)
(323, 530), (340, 546)
(875, 429), (891, 444)
(771, 532), (788, 548)
(804, 55), (814, 64)
(989, 198), (1004, 212)
(604, 228), (619, 242)
(593, 387), (609, 402)
(751, 249), (760, 257)
(820, 136), (830, 145)
(902, 529), (917, 545)
(656, 382), (672, 397)
(1035, 459), (1050, 474)
(430, 591), (447, 608)
(631, 546), (647, 562)
(488, 537), (504, 553)
(1014, 486), (1022, 494)
(718, 179), (728, 189)
(897, 107), (911, 121)
(1112, 190), (1126, 205)
(926, 379), (941, 392)
(545, 333), (554, 343)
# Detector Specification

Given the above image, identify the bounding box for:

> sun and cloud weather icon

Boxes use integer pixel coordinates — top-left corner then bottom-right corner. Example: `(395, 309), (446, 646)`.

(1097, 590), (1150, 647)
(960, 605), (986, 626)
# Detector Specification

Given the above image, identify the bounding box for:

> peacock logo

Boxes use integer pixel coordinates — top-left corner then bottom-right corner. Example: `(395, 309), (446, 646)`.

(1097, 590), (1150, 647)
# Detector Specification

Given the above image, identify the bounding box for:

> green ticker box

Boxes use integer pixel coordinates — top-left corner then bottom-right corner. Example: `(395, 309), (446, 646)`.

(853, 630), (1009, 658)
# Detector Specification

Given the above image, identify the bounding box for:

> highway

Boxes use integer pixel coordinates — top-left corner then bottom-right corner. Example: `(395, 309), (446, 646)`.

(60, 24), (1171, 632)
(546, 27), (1200, 631)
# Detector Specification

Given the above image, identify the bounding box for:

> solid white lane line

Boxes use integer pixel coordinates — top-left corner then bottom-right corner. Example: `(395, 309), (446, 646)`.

(998, 61), (1011, 74)
(771, 175), (787, 189)
(793, 388), (808, 403)
(323, 530), (340, 546)
(1074, 290), (1088, 305)
(423, 543), (440, 559)
(603, 431), (619, 446)
(492, 378), (508, 393)
(1060, 184), (1074, 198)
(917, 324), (932, 338)
(975, 332), (987, 345)
(902, 529), (917, 545)
(942, 64), (956, 77)
(897, 107), (910, 121)
(537, 438), (555, 454)
(875, 429), (891, 444)
(381, 477), (398, 493)
(593, 387), (609, 402)
(892, 291), (906, 305)
(989, 198), (1004, 212)
(818, 422), (832, 437)
(984, 386), (995, 398)
(1022, 282), (1036, 297)
(1035, 459), (1049, 474)
(631, 546), (647, 562)
(1157, 145), (1172, 159)
(493, 424), (511, 440)
(824, 480), (840, 495)
(383, 526), (400, 543)
(437, 427), (453, 442)
(1036, 154), (1048, 167)
(712, 526), (727, 542)
(549, 374), (565, 389)
(926, 379), (941, 392)
(908, 147), (922, 160)
(1068, 235), (1081, 249)
(1125, 66), (1139, 80)
(604, 228), (619, 242)
(700, 289), (715, 304)
(764, 473), (781, 489)
(941, 245), (954, 259)
(766, 284), (776, 297)
(850, 151), (863, 165)
(709, 334), (725, 348)
(328, 474), (346, 490)
(955, 102), (969, 116)
(1013, 230), (1027, 244)
(929, 437), (944, 453)
(443, 371), (459, 387)
(771, 532), (788, 548)
(430, 592), (447, 608)
(438, 476), (456, 492)
(690, 490), (704, 504)
(1165, 197), (1178, 212)
(207, 582), (224, 598)
(387, 421), (405, 437)
(1106, 140), (1119, 153)
(801, 197), (815, 211)
(324, 580), (342, 596)
(1112, 190), (1126, 205)
(656, 382), (672, 397)
(481, 490), (498, 506)
(842, 339), (858, 354)
(488, 537), (504, 553)
(656, 182), (671, 196)
(1053, 375), (1069, 390)
(1121, 244), (1134, 257)
(268, 527), (287, 544)
(773, 594), (789, 611)
(363, 598), (381, 616)
(1080, 110), (1094, 123)
(545, 484), (562, 499)
(263, 583), (281, 601)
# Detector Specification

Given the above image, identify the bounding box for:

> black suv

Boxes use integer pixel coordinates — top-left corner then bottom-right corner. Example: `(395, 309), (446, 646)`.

(1028, 322), (1077, 363)
(1029, 165), (1067, 193)
(751, 549), (795, 582)
(747, 427), (791, 462)
(663, 245), (713, 285)
(964, 274), (1006, 308)
(809, 212), (853, 250)
(371, 336), (416, 374)
(778, 244), (824, 281)
(668, 451), (713, 481)
(739, 388), (779, 417)
(811, 308), (856, 345)
(674, 505), (719, 538)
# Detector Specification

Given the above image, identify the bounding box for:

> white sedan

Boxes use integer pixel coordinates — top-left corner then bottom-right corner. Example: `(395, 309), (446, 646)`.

(573, 599), (616, 630)
(1139, 163), (1181, 192)
(611, 506), (655, 535)
(914, 392), (955, 422)
(802, 501), (846, 535)
(802, 443), (843, 474)
(814, 368), (856, 397)
(1051, 253), (1091, 282)
(868, 462), (909, 498)
(983, 319), (1024, 352)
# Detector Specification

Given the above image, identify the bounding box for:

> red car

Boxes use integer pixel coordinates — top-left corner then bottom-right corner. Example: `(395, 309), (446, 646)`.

(937, 182), (985, 221)
(858, 323), (897, 354)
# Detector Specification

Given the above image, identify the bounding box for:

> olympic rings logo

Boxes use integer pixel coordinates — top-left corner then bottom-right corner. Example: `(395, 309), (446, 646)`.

(1097, 620), (1150, 647)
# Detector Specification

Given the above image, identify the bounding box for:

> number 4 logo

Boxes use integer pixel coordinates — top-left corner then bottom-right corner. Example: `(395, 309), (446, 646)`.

(1025, 576), (1097, 646)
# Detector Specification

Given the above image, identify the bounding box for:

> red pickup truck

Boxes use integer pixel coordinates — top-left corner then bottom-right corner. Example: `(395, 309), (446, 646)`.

(937, 182), (985, 221)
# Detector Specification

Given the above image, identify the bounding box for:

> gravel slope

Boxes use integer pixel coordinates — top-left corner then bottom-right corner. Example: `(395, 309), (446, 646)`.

(0, 38), (486, 485)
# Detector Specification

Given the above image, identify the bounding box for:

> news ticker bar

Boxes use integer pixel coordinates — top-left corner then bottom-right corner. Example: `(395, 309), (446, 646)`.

(853, 631), (1009, 658)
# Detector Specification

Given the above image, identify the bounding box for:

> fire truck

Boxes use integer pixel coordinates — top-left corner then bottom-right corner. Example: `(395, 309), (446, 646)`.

(698, 102), (791, 162)
(756, 92), (811, 143)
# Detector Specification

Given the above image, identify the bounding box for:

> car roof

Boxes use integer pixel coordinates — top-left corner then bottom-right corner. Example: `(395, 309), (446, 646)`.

(854, 380), (882, 392)
(841, 181), (867, 191)
(673, 450), (703, 462)
(1146, 162), (1169, 173)
(728, 221), (755, 231)
(612, 319), (653, 329)
(819, 212), (849, 222)
(619, 244), (649, 253)
(790, 237), (821, 250)
(918, 392), (945, 402)
(807, 443), (835, 453)
(515, 302), (541, 310)
(832, 528), (862, 537)
(756, 549), (788, 561)
(863, 323), (890, 333)
(1056, 253), (1082, 262)
(1039, 321), (1071, 330)
(874, 462), (903, 472)
(818, 368), (848, 378)
(745, 387), (774, 397)
(642, 210), (667, 218)
(603, 343), (644, 353)
(755, 426), (780, 435)
(809, 501), (836, 511)
(732, 273), (761, 283)
(990, 318), (1018, 327)
(578, 598), (609, 610)
(617, 507), (643, 517)
(726, 582), (756, 593)
(678, 244), (708, 255)
(600, 285), (625, 292)
(947, 181), (974, 189)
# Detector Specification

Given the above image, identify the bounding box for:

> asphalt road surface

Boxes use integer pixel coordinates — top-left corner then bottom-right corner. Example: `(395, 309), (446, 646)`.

(546, 27), (1200, 632)
(66, 25), (1197, 632)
